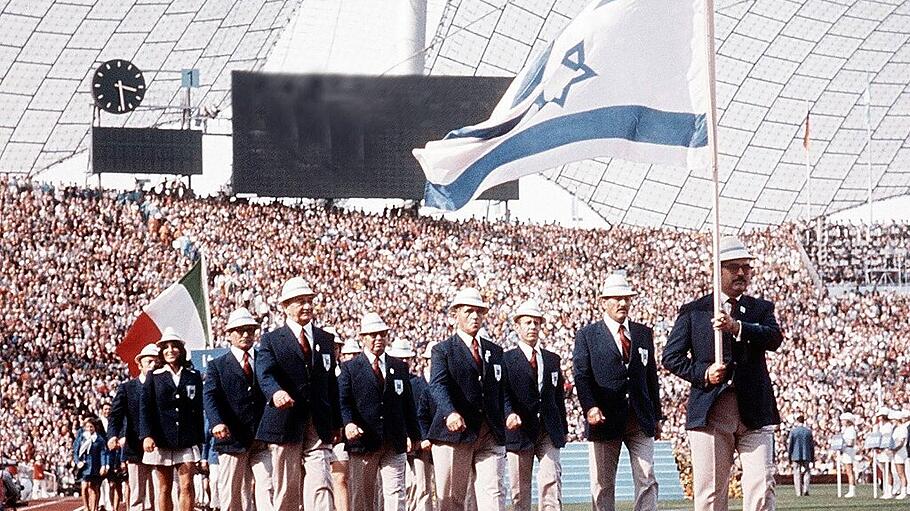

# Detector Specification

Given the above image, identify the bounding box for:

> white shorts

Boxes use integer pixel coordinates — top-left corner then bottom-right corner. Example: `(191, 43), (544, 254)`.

(331, 443), (349, 463)
(839, 448), (856, 464)
(142, 445), (201, 466)
(894, 451), (908, 465)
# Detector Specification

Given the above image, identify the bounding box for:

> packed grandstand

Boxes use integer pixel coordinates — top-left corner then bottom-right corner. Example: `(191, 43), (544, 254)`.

(2, 176), (906, 490)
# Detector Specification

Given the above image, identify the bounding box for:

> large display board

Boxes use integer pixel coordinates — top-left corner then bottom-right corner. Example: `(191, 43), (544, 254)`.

(92, 127), (203, 175)
(231, 72), (518, 201)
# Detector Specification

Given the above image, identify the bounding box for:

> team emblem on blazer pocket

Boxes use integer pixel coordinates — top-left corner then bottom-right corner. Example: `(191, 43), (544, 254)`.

(493, 364), (502, 381)
(394, 379), (404, 395)
(551, 371), (558, 387)
(186, 385), (196, 400)
(638, 347), (648, 366)
(322, 354), (331, 371)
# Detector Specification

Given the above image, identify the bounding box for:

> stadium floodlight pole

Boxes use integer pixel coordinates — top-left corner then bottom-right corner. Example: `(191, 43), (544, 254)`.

(804, 100), (812, 223)
(865, 73), (873, 245)
(703, 0), (723, 363)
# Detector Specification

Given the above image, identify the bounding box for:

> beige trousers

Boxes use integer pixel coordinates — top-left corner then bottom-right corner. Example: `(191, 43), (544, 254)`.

(406, 450), (433, 511)
(689, 390), (776, 511)
(217, 441), (273, 511)
(507, 432), (562, 511)
(349, 446), (407, 511)
(271, 420), (335, 511)
(431, 423), (506, 511)
(589, 417), (657, 511)
(127, 461), (155, 511)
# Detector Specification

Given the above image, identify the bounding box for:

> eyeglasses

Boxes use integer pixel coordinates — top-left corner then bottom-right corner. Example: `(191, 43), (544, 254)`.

(722, 263), (752, 273)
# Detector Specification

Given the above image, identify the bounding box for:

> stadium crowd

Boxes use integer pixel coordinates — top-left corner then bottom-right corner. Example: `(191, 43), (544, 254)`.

(803, 221), (910, 286)
(1, 176), (909, 496)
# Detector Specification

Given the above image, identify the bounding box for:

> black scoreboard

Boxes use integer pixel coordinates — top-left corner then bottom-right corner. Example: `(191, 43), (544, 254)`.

(231, 72), (518, 201)
(92, 127), (202, 175)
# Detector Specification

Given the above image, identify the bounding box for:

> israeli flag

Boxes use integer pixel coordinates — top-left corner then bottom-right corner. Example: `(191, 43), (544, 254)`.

(414, 0), (711, 210)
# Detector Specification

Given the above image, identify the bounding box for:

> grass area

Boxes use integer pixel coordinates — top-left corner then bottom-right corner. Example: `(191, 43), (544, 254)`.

(561, 484), (910, 510)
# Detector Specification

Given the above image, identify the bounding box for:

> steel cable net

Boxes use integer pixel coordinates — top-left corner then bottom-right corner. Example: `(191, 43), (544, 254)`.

(0, 0), (304, 177)
(428, 0), (910, 231)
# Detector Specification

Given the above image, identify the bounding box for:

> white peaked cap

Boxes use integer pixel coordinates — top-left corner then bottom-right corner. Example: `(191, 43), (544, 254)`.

(719, 236), (754, 262)
(359, 312), (390, 335)
(279, 276), (316, 304)
(155, 326), (185, 346)
(449, 287), (489, 310)
(387, 338), (416, 358)
(599, 274), (637, 298)
(134, 343), (160, 362)
(512, 299), (545, 321)
(226, 307), (258, 331)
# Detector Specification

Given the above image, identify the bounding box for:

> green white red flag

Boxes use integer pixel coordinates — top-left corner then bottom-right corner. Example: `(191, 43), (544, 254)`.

(117, 257), (211, 376)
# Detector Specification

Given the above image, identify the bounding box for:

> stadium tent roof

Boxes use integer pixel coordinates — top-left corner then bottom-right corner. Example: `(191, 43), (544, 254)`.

(426, 0), (910, 231)
(0, 0), (302, 176)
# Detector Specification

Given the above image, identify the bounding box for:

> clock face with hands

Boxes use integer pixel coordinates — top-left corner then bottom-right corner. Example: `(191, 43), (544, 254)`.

(92, 59), (146, 114)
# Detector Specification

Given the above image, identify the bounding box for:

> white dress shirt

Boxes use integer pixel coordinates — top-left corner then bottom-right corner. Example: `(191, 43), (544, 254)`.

(516, 341), (543, 391)
(286, 318), (315, 363)
(602, 314), (631, 366)
(230, 345), (255, 371)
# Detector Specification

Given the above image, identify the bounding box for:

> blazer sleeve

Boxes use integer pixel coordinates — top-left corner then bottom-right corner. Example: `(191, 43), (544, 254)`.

(646, 330), (663, 421)
(138, 377), (154, 441)
(255, 335), (283, 403)
(572, 329), (596, 412)
(109, 382), (127, 440)
(740, 301), (783, 352)
(556, 366), (569, 434)
(429, 343), (456, 419)
(203, 361), (225, 430)
(403, 375), (421, 444)
(73, 432), (82, 463)
(327, 348), (342, 430)
(338, 362), (356, 427)
(662, 309), (707, 389)
(416, 387), (434, 440)
(500, 352), (515, 419)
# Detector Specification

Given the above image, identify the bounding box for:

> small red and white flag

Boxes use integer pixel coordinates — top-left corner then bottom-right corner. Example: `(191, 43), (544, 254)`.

(117, 257), (211, 375)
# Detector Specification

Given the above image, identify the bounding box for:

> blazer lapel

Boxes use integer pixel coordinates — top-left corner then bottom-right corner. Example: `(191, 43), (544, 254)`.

(281, 325), (310, 367)
(358, 354), (383, 394)
(594, 320), (622, 362)
(453, 336), (481, 377)
(511, 349), (538, 397)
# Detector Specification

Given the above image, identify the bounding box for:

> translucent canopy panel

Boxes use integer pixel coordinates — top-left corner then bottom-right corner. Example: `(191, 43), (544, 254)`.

(427, 0), (910, 231)
(0, 0), (302, 175)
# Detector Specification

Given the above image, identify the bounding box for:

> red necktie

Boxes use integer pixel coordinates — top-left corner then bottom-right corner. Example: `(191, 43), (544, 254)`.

(471, 337), (482, 371)
(372, 356), (385, 388)
(242, 351), (253, 383)
(618, 324), (631, 365)
(727, 297), (738, 318)
(299, 329), (312, 366)
(529, 349), (538, 372)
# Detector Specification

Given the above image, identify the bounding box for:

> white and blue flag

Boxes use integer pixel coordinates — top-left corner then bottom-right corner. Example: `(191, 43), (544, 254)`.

(414, 0), (711, 210)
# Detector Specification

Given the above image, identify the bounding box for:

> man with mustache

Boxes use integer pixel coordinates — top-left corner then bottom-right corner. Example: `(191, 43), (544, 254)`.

(663, 236), (783, 511)
(573, 274), (662, 511)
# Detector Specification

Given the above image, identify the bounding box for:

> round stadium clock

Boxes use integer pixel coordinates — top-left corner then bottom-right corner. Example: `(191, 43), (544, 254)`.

(91, 59), (146, 114)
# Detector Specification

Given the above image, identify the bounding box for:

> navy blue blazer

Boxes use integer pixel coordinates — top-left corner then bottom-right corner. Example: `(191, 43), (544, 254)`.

(338, 354), (421, 454)
(73, 431), (109, 480)
(788, 425), (814, 462)
(416, 375), (435, 441)
(409, 374), (430, 440)
(256, 324), (341, 444)
(203, 349), (266, 454)
(573, 320), (662, 441)
(662, 293), (783, 430)
(503, 346), (568, 452)
(139, 366), (205, 449)
(428, 335), (513, 445)
(109, 377), (144, 462)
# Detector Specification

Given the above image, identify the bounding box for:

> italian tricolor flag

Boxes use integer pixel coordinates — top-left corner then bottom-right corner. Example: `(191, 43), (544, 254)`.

(117, 258), (212, 375)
